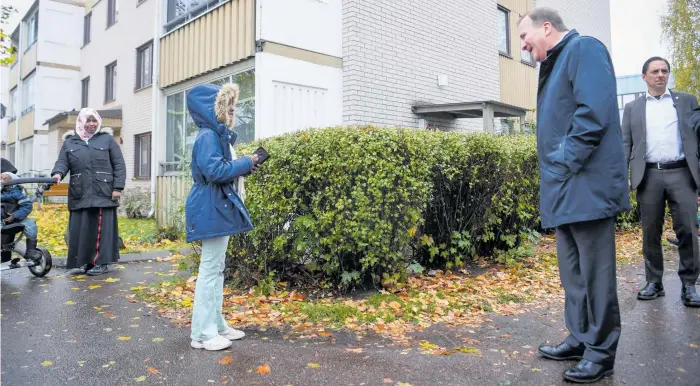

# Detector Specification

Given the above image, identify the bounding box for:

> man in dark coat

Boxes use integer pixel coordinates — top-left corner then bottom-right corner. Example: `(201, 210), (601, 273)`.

(519, 8), (631, 384)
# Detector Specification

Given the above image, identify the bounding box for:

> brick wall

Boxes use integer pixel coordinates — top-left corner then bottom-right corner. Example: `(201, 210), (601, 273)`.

(534, 0), (612, 51)
(342, 0), (501, 131)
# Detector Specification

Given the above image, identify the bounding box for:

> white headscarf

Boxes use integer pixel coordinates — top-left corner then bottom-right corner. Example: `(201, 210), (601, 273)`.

(75, 108), (102, 142)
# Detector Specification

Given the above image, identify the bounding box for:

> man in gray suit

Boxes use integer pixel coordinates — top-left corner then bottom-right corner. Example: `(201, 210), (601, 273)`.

(622, 56), (700, 307)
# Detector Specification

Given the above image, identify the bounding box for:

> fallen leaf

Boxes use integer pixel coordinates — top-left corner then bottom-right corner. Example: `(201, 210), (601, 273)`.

(105, 278), (121, 283)
(397, 383), (412, 386)
(384, 379), (393, 384)
(135, 376), (147, 382)
(11, 292), (20, 295)
(78, 361), (86, 367)
(71, 288), (79, 291)
(41, 360), (53, 367)
(255, 363), (271, 375)
(219, 356), (233, 365)
(118, 336), (132, 341)
(689, 343), (699, 348)
(89, 285), (101, 289)
(152, 338), (165, 343)
(307, 362), (320, 368)
(319, 332), (333, 338)
(147, 366), (161, 375)
(678, 368), (686, 373)
(346, 348), (364, 353)
(66, 301), (76, 305)
(531, 368), (541, 372)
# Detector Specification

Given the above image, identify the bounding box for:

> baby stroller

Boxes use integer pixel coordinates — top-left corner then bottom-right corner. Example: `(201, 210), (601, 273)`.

(1, 178), (55, 277)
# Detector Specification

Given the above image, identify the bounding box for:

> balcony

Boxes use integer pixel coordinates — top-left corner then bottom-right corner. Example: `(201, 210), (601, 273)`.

(8, 62), (18, 90)
(21, 44), (37, 79)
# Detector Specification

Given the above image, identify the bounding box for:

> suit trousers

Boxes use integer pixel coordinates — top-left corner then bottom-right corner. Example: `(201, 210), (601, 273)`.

(556, 217), (621, 366)
(637, 166), (700, 284)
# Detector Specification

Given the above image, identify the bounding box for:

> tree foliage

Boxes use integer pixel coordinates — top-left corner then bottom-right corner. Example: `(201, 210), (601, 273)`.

(661, 0), (700, 95)
(1, 6), (17, 65)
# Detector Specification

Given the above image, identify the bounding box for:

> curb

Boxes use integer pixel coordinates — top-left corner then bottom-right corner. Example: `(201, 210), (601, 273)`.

(53, 248), (195, 268)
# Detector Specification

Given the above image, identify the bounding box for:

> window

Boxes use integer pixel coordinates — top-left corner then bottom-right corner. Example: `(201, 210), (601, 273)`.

(9, 88), (17, 119)
(107, 0), (119, 27)
(26, 11), (39, 50)
(165, 0), (227, 32)
(521, 49), (534, 65)
(7, 144), (15, 165)
(164, 70), (256, 172)
(81, 77), (90, 108)
(136, 41), (153, 90)
(83, 13), (92, 45)
(497, 6), (510, 56)
(105, 62), (117, 102)
(19, 138), (33, 175)
(21, 73), (35, 114)
(134, 132), (152, 179)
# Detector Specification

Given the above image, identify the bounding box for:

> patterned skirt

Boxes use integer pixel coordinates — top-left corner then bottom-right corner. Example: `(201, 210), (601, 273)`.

(65, 207), (120, 269)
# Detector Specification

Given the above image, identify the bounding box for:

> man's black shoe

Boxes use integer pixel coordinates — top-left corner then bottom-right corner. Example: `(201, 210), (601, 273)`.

(681, 285), (700, 307)
(538, 342), (584, 361)
(563, 359), (614, 384)
(637, 282), (665, 300)
(667, 237), (679, 246)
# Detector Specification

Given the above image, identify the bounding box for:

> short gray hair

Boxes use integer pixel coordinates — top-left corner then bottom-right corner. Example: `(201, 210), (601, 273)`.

(520, 7), (568, 31)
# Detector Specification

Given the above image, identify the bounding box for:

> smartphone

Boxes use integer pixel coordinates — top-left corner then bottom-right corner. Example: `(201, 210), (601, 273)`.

(253, 147), (270, 165)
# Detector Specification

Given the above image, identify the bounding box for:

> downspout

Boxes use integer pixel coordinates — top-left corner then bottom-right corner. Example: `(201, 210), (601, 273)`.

(14, 23), (23, 168)
(148, 0), (162, 218)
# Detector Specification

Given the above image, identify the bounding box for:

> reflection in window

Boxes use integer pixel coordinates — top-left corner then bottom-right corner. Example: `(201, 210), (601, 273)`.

(497, 6), (510, 56)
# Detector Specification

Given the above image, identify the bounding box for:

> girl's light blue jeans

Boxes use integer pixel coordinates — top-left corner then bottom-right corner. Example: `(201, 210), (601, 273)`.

(190, 235), (230, 341)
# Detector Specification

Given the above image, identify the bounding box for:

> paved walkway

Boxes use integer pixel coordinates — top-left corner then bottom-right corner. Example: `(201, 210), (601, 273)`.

(1, 257), (699, 385)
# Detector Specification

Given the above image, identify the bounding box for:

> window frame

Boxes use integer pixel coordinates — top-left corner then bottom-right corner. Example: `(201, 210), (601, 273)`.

(81, 77), (90, 108)
(83, 12), (92, 46)
(105, 61), (117, 103)
(164, 0), (227, 33)
(520, 49), (535, 66)
(9, 87), (18, 120)
(135, 40), (154, 90)
(497, 5), (511, 58)
(25, 10), (39, 51)
(107, 0), (118, 28)
(21, 72), (36, 115)
(134, 132), (152, 179)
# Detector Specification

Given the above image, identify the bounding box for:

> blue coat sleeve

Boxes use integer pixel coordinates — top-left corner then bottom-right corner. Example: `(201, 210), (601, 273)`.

(563, 38), (616, 174)
(195, 132), (253, 184)
(9, 189), (32, 221)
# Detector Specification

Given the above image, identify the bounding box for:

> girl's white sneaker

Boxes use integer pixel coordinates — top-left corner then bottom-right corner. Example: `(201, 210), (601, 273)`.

(191, 335), (233, 351)
(219, 327), (246, 341)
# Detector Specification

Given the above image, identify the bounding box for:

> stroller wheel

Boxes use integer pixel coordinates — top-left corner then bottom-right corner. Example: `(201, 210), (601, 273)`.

(28, 247), (52, 277)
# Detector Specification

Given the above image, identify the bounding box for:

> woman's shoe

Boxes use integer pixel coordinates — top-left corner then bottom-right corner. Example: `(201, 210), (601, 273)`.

(87, 264), (109, 276)
(219, 327), (245, 341)
(191, 335), (233, 351)
(69, 264), (94, 275)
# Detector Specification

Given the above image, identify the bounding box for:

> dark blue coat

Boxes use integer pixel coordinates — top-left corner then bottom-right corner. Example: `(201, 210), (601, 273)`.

(1, 186), (33, 221)
(536, 30), (631, 229)
(184, 84), (255, 242)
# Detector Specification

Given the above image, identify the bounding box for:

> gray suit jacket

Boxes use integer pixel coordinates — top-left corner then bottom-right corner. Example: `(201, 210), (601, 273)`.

(622, 90), (700, 190)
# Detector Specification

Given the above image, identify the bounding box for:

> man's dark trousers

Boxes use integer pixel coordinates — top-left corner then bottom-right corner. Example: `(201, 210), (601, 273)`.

(556, 217), (621, 365)
(638, 166), (700, 285)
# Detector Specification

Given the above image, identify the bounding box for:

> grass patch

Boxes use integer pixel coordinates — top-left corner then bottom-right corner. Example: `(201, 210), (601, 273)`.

(495, 289), (523, 304)
(299, 303), (360, 326)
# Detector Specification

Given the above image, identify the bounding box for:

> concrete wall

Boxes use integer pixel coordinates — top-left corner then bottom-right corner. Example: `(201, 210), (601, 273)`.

(342, 0), (501, 132)
(81, 0), (155, 191)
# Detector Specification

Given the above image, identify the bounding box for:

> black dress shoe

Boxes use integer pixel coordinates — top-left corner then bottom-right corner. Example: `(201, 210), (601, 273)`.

(563, 359), (614, 383)
(681, 285), (700, 307)
(637, 282), (665, 300)
(538, 342), (584, 361)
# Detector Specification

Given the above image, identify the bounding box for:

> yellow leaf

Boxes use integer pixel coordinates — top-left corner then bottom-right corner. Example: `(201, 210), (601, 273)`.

(531, 368), (541, 372)
(689, 343), (699, 348)
(66, 301), (76, 305)
(41, 360), (53, 367)
(89, 285), (101, 289)
(135, 376), (147, 382)
(307, 362), (320, 368)
(104, 278), (120, 283)
(71, 288), (79, 291)
(152, 338), (164, 342)
(397, 383), (412, 386)
(131, 286), (148, 291)
(118, 336), (132, 341)
(11, 292), (20, 295)
(255, 363), (271, 375)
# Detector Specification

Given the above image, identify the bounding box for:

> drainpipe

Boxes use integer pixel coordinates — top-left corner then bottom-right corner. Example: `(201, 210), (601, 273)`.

(147, 0), (161, 218)
(14, 23), (23, 168)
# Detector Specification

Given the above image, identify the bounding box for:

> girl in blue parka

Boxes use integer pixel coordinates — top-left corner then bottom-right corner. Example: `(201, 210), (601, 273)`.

(185, 83), (260, 351)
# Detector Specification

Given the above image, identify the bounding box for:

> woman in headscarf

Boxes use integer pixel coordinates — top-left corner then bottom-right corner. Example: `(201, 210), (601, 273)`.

(51, 108), (126, 276)
(185, 83), (260, 351)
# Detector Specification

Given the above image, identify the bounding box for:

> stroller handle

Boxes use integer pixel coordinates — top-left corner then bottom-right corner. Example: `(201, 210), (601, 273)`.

(2, 178), (56, 187)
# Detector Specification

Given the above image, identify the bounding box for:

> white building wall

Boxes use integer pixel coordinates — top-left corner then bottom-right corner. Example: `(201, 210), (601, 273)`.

(255, 53), (342, 139)
(534, 0), (612, 51)
(81, 0), (156, 191)
(36, 0), (82, 67)
(342, 0), (501, 131)
(0, 66), (8, 158)
(36, 66), (81, 131)
(257, 0), (342, 58)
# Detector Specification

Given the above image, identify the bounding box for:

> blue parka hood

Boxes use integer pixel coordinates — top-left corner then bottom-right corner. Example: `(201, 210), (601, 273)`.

(184, 83), (254, 242)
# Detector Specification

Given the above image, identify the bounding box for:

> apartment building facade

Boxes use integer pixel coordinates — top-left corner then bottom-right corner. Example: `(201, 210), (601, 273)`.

(4, 0), (84, 176)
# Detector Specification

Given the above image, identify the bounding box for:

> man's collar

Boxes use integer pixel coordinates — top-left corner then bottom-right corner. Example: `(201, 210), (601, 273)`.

(647, 89), (671, 99)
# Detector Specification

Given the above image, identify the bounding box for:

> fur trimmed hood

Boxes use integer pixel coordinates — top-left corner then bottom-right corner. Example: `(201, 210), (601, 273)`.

(63, 127), (114, 141)
(186, 83), (240, 134)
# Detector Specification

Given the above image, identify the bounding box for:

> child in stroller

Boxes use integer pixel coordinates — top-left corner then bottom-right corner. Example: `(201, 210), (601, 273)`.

(1, 158), (42, 266)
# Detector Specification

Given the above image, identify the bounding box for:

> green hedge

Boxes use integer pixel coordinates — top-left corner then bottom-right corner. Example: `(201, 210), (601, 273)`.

(226, 126), (636, 289)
